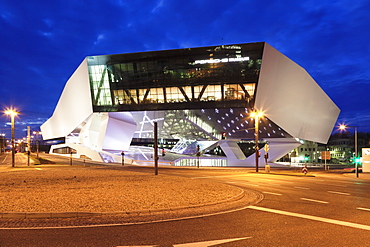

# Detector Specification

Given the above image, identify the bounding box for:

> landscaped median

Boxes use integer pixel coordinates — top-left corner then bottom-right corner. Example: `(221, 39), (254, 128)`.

(0, 165), (250, 220)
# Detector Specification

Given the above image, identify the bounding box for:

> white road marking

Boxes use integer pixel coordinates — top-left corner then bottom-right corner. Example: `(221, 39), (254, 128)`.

(328, 191), (350, 196)
(117, 245), (157, 247)
(173, 237), (252, 246)
(2, 155), (8, 163)
(269, 183), (281, 186)
(300, 198), (329, 204)
(294, 186), (310, 190)
(191, 174), (248, 179)
(35, 168), (42, 170)
(263, 192), (282, 196)
(248, 206), (370, 231)
(357, 207), (370, 212)
(258, 178), (274, 182)
(315, 182), (347, 187)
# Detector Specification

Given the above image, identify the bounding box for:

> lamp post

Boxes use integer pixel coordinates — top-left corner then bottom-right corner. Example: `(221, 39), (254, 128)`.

(250, 110), (263, 172)
(339, 124), (358, 177)
(33, 131), (42, 159)
(0, 133), (5, 154)
(154, 122), (158, 175)
(5, 109), (19, 167)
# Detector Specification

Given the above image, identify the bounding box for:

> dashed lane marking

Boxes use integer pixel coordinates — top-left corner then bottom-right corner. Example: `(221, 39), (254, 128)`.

(248, 205), (370, 231)
(294, 186), (310, 190)
(263, 192), (282, 196)
(315, 182), (347, 187)
(357, 207), (370, 212)
(300, 198), (328, 204)
(270, 183), (282, 186)
(327, 191), (350, 196)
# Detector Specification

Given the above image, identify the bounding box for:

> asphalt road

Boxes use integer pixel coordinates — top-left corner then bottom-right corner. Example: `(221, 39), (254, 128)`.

(1, 154), (370, 246)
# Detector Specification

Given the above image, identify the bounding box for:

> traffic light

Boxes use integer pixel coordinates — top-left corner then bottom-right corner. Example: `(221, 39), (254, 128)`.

(221, 132), (226, 139)
(304, 154), (309, 161)
(355, 157), (361, 163)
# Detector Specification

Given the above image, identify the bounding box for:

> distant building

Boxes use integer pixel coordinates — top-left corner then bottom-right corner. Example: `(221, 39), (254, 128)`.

(326, 132), (370, 163)
(41, 42), (340, 166)
(293, 140), (319, 163)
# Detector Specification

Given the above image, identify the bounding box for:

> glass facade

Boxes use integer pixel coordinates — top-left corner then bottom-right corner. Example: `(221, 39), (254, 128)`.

(87, 42), (264, 112)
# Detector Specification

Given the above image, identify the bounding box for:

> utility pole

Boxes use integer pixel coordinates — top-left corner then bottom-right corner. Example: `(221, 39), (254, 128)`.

(154, 122), (158, 175)
(27, 126), (31, 166)
(254, 117), (259, 172)
(121, 151), (125, 166)
(196, 145), (200, 168)
(251, 111), (263, 172)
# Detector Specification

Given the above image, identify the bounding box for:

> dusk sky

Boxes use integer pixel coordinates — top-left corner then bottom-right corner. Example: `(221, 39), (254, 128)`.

(1, 0), (369, 139)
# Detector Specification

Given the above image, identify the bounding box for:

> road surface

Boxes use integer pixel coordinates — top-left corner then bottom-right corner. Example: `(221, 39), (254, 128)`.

(0, 154), (370, 246)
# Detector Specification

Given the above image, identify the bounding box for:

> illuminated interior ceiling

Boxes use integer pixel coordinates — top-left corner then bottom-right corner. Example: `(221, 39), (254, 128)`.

(194, 108), (290, 139)
(130, 108), (290, 141)
(131, 110), (217, 141)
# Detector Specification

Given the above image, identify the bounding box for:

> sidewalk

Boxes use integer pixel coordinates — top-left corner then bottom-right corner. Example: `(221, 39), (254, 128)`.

(342, 172), (370, 180)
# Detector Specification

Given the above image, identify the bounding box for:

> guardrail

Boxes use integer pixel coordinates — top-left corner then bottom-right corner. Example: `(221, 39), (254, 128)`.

(174, 157), (227, 167)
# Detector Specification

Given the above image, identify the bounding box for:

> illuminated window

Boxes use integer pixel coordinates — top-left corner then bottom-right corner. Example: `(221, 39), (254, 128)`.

(89, 65), (112, 106)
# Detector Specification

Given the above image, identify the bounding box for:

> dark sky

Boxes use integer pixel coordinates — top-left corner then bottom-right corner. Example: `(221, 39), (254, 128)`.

(1, 0), (369, 139)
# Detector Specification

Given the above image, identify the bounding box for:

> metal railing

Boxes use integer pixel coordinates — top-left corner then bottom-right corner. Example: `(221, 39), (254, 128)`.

(174, 157), (227, 167)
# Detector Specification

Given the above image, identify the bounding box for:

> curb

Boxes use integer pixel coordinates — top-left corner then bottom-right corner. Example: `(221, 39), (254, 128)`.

(255, 172), (315, 177)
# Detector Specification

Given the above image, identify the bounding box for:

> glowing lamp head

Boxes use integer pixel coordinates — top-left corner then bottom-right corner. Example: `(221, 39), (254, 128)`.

(250, 111), (263, 118)
(4, 109), (18, 117)
(339, 124), (347, 130)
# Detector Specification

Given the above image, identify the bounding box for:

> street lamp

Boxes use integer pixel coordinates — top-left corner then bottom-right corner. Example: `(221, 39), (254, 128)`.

(4, 108), (19, 167)
(250, 110), (263, 172)
(339, 124), (359, 177)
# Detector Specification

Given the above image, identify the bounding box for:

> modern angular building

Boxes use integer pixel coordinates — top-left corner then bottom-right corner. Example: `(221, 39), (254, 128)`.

(41, 42), (340, 166)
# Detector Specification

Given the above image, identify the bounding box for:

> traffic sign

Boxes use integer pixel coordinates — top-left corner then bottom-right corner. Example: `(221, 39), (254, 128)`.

(321, 151), (330, 160)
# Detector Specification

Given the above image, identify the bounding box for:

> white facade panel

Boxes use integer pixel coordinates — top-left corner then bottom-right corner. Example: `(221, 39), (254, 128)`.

(41, 59), (93, 139)
(103, 112), (137, 151)
(219, 140), (246, 160)
(255, 43), (340, 144)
